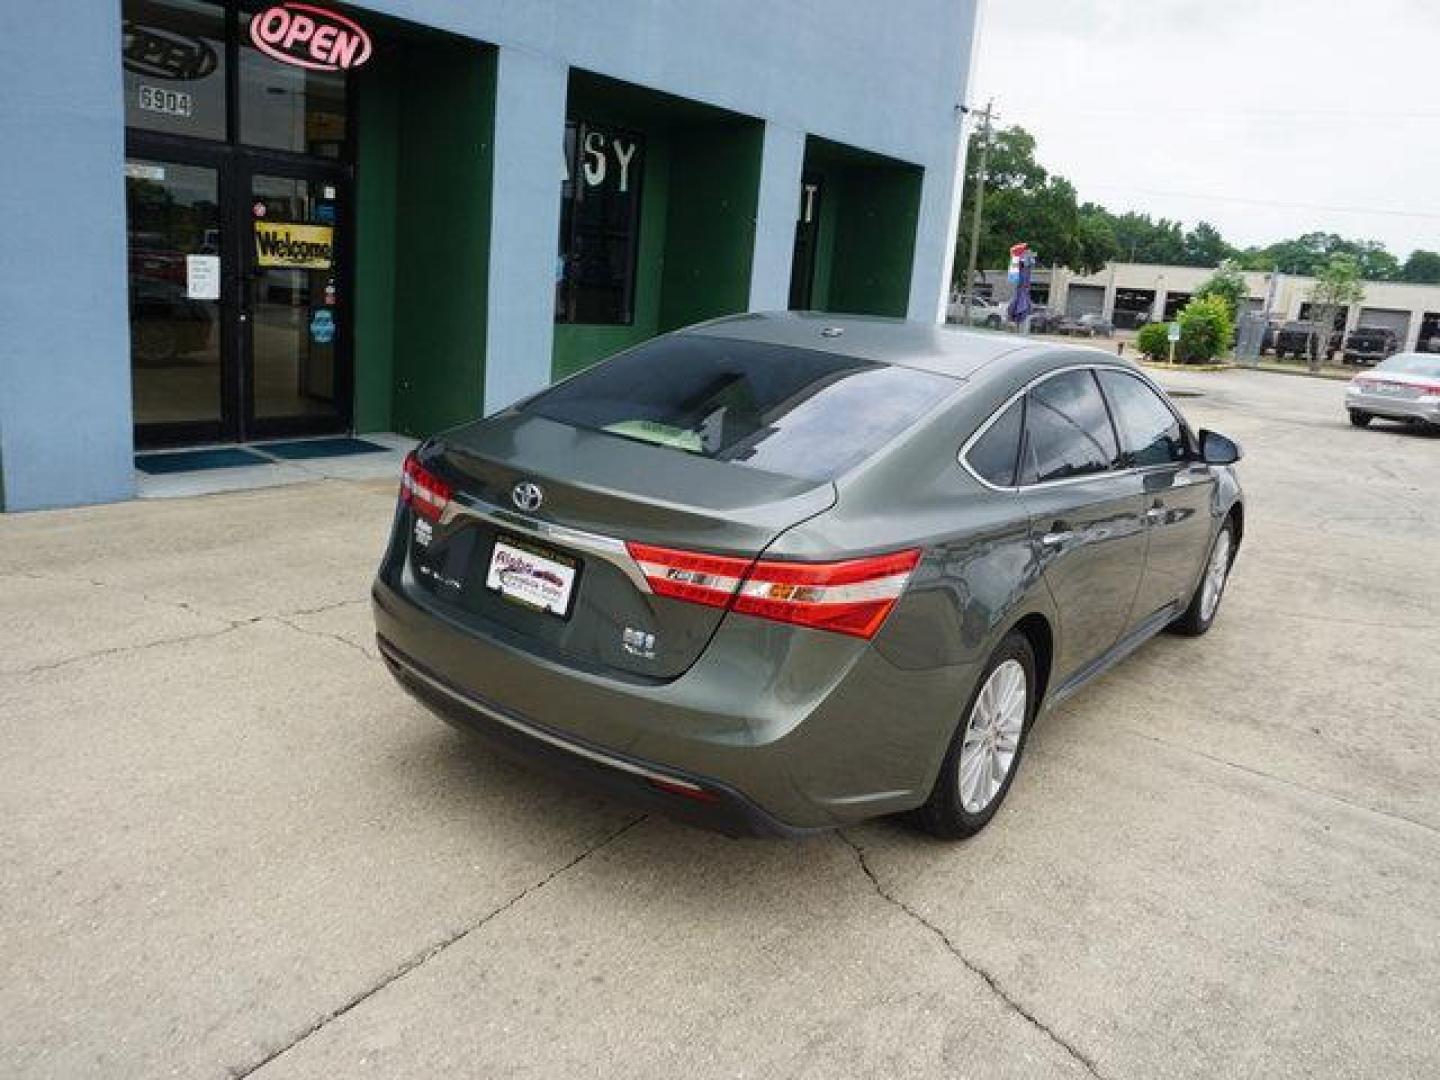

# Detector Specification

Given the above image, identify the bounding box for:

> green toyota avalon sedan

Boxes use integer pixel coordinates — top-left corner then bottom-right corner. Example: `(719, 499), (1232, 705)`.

(372, 313), (1243, 839)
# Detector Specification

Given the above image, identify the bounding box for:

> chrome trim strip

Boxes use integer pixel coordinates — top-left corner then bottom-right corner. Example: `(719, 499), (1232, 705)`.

(957, 361), (1197, 494)
(438, 492), (652, 594)
(378, 640), (704, 792)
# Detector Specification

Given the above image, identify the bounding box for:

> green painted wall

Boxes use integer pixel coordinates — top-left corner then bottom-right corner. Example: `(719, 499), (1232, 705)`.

(352, 53), (399, 433)
(799, 138), (924, 319)
(827, 166), (922, 316)
(352, 39), (496, 436)
(657, 121), (761, 332)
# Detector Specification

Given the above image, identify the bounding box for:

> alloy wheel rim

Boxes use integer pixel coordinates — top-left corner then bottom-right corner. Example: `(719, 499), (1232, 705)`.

(957, 659), (1027, 814)
(1200, 528), (1232, 622)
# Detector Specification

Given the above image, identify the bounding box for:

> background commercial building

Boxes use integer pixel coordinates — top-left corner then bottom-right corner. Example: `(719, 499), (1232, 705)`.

(0, 0), (981, 511)
(969, 262), (1440, 350)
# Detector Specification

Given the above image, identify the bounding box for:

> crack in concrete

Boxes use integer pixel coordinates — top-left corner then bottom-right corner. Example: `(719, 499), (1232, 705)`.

(231, 814), (648, 1079)
(1121, 728), (1440, 840)
(0, 620), (260, 679)
(837, 831), (1108, 1080)
(272, 614), (378, 662)
(0, 570), (375, 678)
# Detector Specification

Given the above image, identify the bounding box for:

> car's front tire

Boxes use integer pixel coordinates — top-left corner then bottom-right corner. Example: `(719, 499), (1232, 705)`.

(1171, 518), (1236, 637)
(1349, 410), (1372, 428)
(911, 632), (1036, 840)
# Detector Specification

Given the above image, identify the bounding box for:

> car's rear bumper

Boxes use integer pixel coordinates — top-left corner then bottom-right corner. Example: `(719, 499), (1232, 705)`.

(378, 637), (809, 838)
(1346, 388), (1440, 423)
(372, 573), (964, 833)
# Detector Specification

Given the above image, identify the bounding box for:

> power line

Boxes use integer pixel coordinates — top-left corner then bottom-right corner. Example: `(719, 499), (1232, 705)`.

(1078, 182), (1440, 222)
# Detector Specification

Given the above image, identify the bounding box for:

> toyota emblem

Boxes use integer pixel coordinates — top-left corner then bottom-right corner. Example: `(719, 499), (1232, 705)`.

(511, 481), (544, 512)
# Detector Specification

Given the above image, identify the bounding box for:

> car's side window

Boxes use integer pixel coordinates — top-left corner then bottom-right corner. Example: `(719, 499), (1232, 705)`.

(1019, 369), (1119, 485)
(1096, 369), (1187, 468)
(965, 398), (1024, 487)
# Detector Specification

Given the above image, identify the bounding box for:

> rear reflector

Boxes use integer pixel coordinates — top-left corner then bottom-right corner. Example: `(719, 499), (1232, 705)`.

(626, 542), (921, 639)
(400, 451), (452, 523)
(647, 777), (719, 803)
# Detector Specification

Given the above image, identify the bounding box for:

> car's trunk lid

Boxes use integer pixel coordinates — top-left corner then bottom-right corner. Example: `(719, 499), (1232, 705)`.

(404, 413), (836, 680)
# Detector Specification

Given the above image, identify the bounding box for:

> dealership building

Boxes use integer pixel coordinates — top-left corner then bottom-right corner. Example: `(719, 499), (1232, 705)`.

(0, 1), (980, 511)
(970, 262), (1440, 348)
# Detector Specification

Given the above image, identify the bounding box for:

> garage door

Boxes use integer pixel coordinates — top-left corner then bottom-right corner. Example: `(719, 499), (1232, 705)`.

(1357, 307), (1411, 340)
(1066, 285), (1105, 318)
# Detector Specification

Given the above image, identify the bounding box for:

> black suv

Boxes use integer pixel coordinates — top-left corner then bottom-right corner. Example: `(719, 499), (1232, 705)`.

(1342, 326), (1401, 366)
(1274, 321), (1341, 362)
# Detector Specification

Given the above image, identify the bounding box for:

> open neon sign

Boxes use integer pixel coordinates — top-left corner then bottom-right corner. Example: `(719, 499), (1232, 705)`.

(249, 3), (372, 72)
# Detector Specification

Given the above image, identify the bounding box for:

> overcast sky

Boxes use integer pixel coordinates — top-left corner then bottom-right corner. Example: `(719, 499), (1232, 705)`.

(970, 0), (1440, 259)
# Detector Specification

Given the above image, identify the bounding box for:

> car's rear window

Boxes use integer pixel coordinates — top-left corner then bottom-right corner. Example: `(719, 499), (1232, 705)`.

(523, 334), (959, 482)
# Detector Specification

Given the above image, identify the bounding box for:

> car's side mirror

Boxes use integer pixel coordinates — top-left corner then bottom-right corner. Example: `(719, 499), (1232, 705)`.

(1198, 429), (1242, 466)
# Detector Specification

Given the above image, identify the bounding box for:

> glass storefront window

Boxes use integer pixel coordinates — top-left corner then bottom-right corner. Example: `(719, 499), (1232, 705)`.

(122, 0), (228, 142)
(238, 12), (348, 158)
(556, 121), (644, 325)
(125, 159), (223, 424)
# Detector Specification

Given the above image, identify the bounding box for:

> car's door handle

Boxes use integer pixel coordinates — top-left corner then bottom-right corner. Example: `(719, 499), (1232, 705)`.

(1040, 529), (1075, 547)
(1145, 506), (1166, 522)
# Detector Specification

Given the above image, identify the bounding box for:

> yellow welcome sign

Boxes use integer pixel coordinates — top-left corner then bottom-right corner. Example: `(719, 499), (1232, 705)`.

(254, 221), (333, 269)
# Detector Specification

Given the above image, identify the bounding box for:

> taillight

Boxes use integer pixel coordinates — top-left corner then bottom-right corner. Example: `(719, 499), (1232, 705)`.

(626, 543), (752, 608)
(626, 542), (921, 640)
(400, 451), (452, 522)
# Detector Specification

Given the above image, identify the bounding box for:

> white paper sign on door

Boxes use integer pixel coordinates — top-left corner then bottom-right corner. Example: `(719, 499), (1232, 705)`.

(186, 254), (220, 300)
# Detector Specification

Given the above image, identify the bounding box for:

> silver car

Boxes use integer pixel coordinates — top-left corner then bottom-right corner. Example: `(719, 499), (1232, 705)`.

(1345, 352), (1440, 429)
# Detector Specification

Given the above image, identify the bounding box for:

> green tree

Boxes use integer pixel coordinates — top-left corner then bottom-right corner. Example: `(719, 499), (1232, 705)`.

(954, 125), (1117, 283)
(1193, 260), (1248, 320)
(1401, 250), (1440, 284)
(1181, 221), (1234, 267)
(1304, 254), (1365, 373)
(1236, 232), (1399, 281)
(1177, 295), (1234, 363)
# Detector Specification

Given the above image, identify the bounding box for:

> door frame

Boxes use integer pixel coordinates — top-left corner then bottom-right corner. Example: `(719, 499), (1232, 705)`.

(235, 149), (354, 442)
(125, 136), (355, 448)
(126, 132), (238, 449)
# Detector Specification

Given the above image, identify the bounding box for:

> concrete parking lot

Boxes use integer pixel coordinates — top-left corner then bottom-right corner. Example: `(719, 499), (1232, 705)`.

(3, 366), (1438, 1080)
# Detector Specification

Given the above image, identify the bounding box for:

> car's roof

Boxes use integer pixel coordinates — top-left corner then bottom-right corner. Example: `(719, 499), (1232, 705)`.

(683, 311), (1055, 379)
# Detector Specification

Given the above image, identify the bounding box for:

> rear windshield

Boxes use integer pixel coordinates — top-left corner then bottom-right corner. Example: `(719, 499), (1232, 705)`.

(523, 334), (959, 482)
(1377, 353), (1440, 377)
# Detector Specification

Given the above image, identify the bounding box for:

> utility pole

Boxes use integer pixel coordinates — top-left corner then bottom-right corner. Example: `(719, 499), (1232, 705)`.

(961, 99), (995, 329)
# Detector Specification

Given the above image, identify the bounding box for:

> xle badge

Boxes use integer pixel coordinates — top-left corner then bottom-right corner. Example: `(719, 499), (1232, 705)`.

(413, 517), (432, 548)
(622, 627), (657, 660)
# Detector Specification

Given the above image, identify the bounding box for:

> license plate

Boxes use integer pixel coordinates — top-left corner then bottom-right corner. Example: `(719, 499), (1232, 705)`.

(485, 536), (577, 617)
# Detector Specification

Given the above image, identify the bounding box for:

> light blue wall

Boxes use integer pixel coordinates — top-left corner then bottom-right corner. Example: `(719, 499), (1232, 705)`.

(0, 1), (135, 510)
(482, 47), (568, 414)
(0, 0), (979, 506)
(748, 124), (807, 311)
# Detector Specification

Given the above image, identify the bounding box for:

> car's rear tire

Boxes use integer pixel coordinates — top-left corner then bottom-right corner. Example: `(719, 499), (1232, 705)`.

(1349, 410), (1372, 428)
(1170, 518), (1236, 637)
(910, 632), (1036, 840)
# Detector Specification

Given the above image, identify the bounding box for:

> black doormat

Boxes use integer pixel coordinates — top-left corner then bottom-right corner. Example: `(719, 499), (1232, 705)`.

(257, 437), (390, 460)
(135, 447), (270, 475)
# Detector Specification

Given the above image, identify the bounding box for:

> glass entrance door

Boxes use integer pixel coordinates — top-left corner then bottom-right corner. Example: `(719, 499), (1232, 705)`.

(126, 155), (232, 444)
(243, 166), (348, 437)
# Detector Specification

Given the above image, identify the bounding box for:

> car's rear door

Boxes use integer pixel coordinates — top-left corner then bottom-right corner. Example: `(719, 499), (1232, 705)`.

(1016, 368), (1148, 683)
(1096, 368), (1216, 627)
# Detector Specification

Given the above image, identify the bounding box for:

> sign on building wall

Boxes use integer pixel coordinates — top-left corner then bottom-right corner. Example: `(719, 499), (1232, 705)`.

(556, 121), (646, 325)
(248, 3), (372, 72)
(254, 221), (334, 269)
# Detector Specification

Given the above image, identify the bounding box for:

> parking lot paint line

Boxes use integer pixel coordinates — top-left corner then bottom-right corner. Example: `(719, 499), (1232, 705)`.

(224, 814), (649, 1080)
(837, 830), (1111, 1080)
